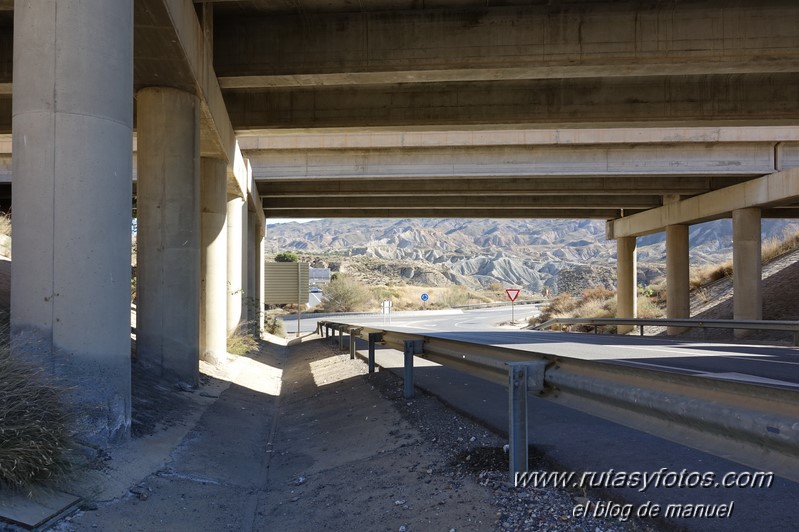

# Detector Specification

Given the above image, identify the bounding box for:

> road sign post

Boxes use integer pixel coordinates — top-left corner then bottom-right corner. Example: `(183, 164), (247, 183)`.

(506, 288), (521, 324)
(421, 292), (429, 309)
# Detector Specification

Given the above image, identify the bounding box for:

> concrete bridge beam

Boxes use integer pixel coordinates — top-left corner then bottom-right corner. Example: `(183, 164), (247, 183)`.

(666, 224), (690, 335)
(200, 157), (228, 365)
(136, 87), (201, 387)
(226, 194), (244, 334)
(616, 236), (637, 335)
(10, 0), (134, 445)
(733, 208), (763, 337)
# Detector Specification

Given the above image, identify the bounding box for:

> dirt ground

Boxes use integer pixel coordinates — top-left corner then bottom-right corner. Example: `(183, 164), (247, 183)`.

(40, 338), (655, 532)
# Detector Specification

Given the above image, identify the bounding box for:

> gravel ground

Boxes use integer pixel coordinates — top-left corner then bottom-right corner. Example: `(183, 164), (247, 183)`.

(361, 343), (661, 532)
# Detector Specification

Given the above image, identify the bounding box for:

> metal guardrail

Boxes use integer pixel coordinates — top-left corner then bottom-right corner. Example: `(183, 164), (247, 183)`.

(531, 317), (799, 344)
(317, 320), (799, 484)
(452, 299), (547, 310)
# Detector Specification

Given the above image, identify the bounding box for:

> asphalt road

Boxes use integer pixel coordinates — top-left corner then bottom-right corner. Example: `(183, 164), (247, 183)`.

(302, 306), (799, 389)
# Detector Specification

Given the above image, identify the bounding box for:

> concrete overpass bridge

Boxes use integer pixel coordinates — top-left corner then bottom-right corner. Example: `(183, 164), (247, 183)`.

(1, 0), (799, 444)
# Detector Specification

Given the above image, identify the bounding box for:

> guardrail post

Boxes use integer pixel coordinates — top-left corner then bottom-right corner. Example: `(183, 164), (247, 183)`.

(348, 328), (362, 360)
(507, 363), (529, 484)
(403, 340), (415, 399)
(367, 333), (380, 374)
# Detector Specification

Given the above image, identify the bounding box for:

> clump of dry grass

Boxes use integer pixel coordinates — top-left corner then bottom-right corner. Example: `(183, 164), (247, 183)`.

(0, 211), (11, 238)
(0, 347), (72, 491)
(689, 261), (733, 290)
(762, 228), (799, 263)
(227, 324), (261, 355)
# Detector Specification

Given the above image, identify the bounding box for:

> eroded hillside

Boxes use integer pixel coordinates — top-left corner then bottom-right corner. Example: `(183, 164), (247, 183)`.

(266, 218), (799, 295)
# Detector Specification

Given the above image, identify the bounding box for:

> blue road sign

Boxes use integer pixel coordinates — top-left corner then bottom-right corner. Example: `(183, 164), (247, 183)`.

(421, 293), (429, 302)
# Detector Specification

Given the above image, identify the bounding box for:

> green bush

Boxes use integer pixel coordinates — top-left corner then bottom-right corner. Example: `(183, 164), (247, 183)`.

(274, 251), (299, 263)
(0, 349), (71, 490)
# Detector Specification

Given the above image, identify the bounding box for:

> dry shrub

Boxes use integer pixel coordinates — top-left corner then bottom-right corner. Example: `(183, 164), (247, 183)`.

(321, 275), (373, 312)
(571, 295), (615, 332)
(637, 295), (664, 319)
(534, 286), (664, 331)
(536, 293), (578, 323)
(443, 285), (471, 307)
(582, 286), (614, 301)
(264, 315), (285, 338)
(0, 348), (72, 491)
(689, 261), (732, 290)
(575, 297), (614, 319)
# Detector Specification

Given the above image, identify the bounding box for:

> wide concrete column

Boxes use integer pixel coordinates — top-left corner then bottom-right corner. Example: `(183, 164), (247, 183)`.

(137, 88), (201, 386)
(616, 236), (637, 334)
(11, 1), (133, 445)
(226, 194), (244, 334)
(733, 208), (762, 337)
(200, 158), (228, 365)
(666, 224), (690, 335)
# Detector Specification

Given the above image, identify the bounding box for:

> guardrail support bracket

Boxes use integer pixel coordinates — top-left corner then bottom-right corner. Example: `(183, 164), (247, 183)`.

(349, 328), (362, 360)
(367, 333), (383, 374)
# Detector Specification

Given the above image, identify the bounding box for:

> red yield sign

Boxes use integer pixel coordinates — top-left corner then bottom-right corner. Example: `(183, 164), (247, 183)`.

(505, 289), (520, 302)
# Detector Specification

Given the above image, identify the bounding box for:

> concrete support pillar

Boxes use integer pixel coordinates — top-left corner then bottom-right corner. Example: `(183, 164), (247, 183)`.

(200, 158), (228, 365)
(666, 225), (690, 335)
(226, 194), (244, 334)
(247, 211), (258, 328)
(11, 0), (133, 445)
(616, 236), (637, 334)
(241, 200), (249, 324)
(136, 88), (200, 386)
(733, 208), (762, 336)
(257, 224), (266, 333)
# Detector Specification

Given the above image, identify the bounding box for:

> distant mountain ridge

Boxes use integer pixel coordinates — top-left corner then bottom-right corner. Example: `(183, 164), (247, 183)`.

(265, 218), (799, 294)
